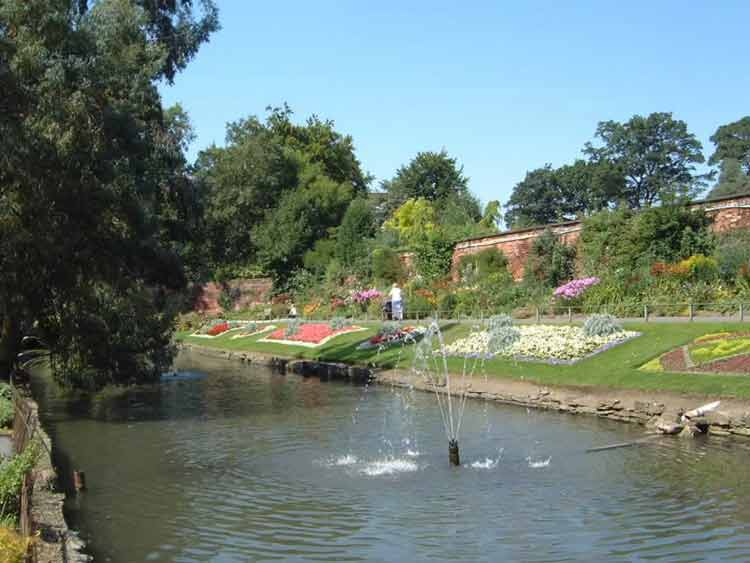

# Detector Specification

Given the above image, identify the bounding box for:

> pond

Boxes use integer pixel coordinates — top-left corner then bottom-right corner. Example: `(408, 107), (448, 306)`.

(32, 349), (750, 562)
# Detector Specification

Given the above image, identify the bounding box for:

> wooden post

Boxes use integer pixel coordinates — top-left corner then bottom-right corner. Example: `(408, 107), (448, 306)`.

(535, 307), (541, 323)
(74, 470), (86, 491)
(689, 302), (694, 321)
(740, 303), (745, 322)
(644, 304), (649, 322)
(567, 307), (572, 323)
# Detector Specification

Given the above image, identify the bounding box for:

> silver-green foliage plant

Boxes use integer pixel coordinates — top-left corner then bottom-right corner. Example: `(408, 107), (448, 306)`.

(329, 317), (348, 331)
(285, 318), (301, 337)
(583, 314), (623, 337)
(380, 321), (400, 337)
(486, 314), (514, 332)
(487, 326), (521, 356)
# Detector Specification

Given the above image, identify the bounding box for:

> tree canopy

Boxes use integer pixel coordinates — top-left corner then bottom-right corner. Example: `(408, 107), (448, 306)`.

(0, 0), (217, 386)
(584, 112), (708, 208)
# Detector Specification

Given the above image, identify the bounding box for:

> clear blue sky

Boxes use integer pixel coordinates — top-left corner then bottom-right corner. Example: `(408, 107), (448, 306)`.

(160, 0), (750, 207)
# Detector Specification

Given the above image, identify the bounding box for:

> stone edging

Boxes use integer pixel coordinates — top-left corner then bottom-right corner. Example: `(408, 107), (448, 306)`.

(181, 342), (750, 439)
(14, 395), (90, 562)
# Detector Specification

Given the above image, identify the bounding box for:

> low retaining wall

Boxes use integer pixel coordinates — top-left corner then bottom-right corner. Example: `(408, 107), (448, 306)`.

(12, 390), (89, 562)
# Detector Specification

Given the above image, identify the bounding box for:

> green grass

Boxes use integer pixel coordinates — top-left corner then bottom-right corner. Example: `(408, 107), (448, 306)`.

(177, 321), (750, 398)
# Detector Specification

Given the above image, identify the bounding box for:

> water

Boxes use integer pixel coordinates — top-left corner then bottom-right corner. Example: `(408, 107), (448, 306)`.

(32, 350), (750, 562)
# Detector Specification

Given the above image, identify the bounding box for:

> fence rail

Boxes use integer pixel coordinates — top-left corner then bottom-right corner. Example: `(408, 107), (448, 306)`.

(285, 301), (750, 324)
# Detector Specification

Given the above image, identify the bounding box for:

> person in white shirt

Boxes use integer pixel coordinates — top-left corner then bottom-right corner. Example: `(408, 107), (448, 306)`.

(389, 283), (403, 321)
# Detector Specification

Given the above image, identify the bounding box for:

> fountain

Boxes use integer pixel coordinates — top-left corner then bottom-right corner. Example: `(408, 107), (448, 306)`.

(412, 317), (519, 466)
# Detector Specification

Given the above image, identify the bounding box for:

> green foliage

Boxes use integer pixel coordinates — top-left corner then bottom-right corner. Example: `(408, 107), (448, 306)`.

(458, 248), (508, 282)
(709, 116), (750, 175)
(413, 234), (454, 281)
(524, 230), (576, 288)
(707, 158), (750, 199)
(335, 198), (375, 273)
(715, 230), (750, 281)
(372, 248), (405, 283)
(584, 112), (709, 207)
(0, 524), (30, 563)
(583, 314), (623, 337)
(329, 317), (348, 331)
(381, 150), (477, 218)
(0, 383), (13, 429)
(479, 200), (502, 231)
(304, 239), (337, 276)
(486, 314), (514, 331)
(0, 440), (40, 523)
(383, 198), (438, 246)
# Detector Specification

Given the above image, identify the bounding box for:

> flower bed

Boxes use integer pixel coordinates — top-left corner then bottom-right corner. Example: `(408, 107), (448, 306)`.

(641, 332), (750, 374)
(229, 324), (276, 339)
(258, 323), (366, 348)
(444, 325), (638, 363)
(357, 325), (426, 350)
(192, 319), (247, 338)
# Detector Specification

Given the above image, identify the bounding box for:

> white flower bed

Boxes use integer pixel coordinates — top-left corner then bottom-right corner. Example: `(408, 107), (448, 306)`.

(444, 325), (639, 363)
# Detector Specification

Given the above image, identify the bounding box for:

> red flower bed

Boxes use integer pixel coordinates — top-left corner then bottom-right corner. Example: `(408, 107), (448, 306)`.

(207, 322), (230, 336)
(265, 323), (357, 344)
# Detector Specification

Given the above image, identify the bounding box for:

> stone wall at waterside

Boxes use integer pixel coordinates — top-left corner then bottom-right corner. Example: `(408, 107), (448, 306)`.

(450, 193), (750, 281)
(193, 278), (273, 314)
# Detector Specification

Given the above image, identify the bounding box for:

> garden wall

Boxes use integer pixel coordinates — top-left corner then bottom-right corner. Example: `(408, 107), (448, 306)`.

(193, 278), (273, 314)
(451, 193), (750, 281)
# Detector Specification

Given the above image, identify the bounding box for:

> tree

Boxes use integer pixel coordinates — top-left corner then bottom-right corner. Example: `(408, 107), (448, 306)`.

(584, 112), (709, 208)
(382, 150), (480, 218)
(383, 198), (438, 246)
(523, 230), (577, 288)
(196, 107), (369, 275)
(479, 200), (502, 231)
(505, 166), (568, 228)
(335, 198), (375, 273)
(709, 117), (750, 175)
(252, 161), (355, 284)
(0, 0), (216, 386)
(78, 0), (219, 83)
(707, 158), (750, 199)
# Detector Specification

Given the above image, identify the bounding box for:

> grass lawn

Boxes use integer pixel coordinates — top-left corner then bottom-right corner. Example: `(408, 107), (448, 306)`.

(177, 321), (750, 398)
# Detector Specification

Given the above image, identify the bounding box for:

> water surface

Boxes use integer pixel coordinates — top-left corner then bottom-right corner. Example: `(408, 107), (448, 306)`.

(33, 350), (750, 562)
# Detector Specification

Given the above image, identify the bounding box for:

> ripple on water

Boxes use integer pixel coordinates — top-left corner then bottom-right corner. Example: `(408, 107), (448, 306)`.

(527, 457), (551, 468)
(361, 458), (419, 476)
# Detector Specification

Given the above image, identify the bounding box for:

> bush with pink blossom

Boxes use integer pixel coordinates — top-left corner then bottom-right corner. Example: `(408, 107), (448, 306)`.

(553, 277), (600, 300)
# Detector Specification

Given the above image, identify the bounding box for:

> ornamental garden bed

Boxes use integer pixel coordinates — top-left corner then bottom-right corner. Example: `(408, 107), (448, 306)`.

(357, 325), (426, 350)
(444, 325), (639, 364)
(191, 319), (247, 338)
(229, 324), (276, 339)
(641, 332), (750, 375)
(258, 323), (366, 348)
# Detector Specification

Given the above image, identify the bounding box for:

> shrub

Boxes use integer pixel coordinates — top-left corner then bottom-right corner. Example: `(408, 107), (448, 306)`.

(583, 314), (623, 337)
(486, 326), (521, 355)
(0, 526), (31, 563)
(175, 312), (206, 332)
(285, 318), (301, 337)
(329, 317), (348, 331)
(486, 314), (513, 331)
(0, 385), (13, 429)
(458, 248), (508, 282)
(554, 277), (601, 300)
(524, 229), (576, 288)
(715, 230), (750, 282)
(0, 440), (40, 523)
(372, 247), (404, 283)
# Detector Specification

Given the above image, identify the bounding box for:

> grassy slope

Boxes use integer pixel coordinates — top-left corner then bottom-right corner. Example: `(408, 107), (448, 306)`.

(177, 321), (750, 398)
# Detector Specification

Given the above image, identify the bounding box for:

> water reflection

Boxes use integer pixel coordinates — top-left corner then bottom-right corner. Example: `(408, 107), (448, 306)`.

(31, 349), (750, 562)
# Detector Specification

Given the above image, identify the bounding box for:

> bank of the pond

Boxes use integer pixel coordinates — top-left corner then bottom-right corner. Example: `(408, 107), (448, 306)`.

(179, 320), (750, 438)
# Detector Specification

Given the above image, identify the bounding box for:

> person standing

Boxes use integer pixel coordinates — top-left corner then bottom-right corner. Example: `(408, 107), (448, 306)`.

(389, 283), (403, 321)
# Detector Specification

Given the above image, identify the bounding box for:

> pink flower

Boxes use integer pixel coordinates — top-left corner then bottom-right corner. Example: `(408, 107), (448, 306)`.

(553, 277), (600, 300)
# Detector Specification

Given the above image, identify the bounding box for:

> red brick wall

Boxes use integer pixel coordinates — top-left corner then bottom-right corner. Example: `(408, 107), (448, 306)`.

(450, 194), (750, 281)
(452, 222), (582, 281)
(193, 278), (273, 314)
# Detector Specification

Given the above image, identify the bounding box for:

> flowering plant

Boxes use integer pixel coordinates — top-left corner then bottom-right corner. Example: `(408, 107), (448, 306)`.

(303, 302), (320, 316)
(352, 289), (382, 304)
(553, 277), (600, 300)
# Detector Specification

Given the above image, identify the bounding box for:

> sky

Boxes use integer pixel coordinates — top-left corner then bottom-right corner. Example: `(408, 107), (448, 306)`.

(160, 0), (750, 207)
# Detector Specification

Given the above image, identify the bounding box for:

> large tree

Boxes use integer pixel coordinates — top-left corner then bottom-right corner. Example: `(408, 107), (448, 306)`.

(381, 150), (480, 219)
(707, 158), (750, 199)
(196, 106), (369, 276)
(584, 112), (709, 208)
(709, 116), (750, 175)
(0, 0), (217, 386)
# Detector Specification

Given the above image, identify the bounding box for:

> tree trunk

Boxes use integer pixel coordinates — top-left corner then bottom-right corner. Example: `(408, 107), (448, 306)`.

(0, 316), (21, 381)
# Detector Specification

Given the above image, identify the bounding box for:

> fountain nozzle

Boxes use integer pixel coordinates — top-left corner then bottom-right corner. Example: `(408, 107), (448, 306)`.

(448, 439), (460, 466)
